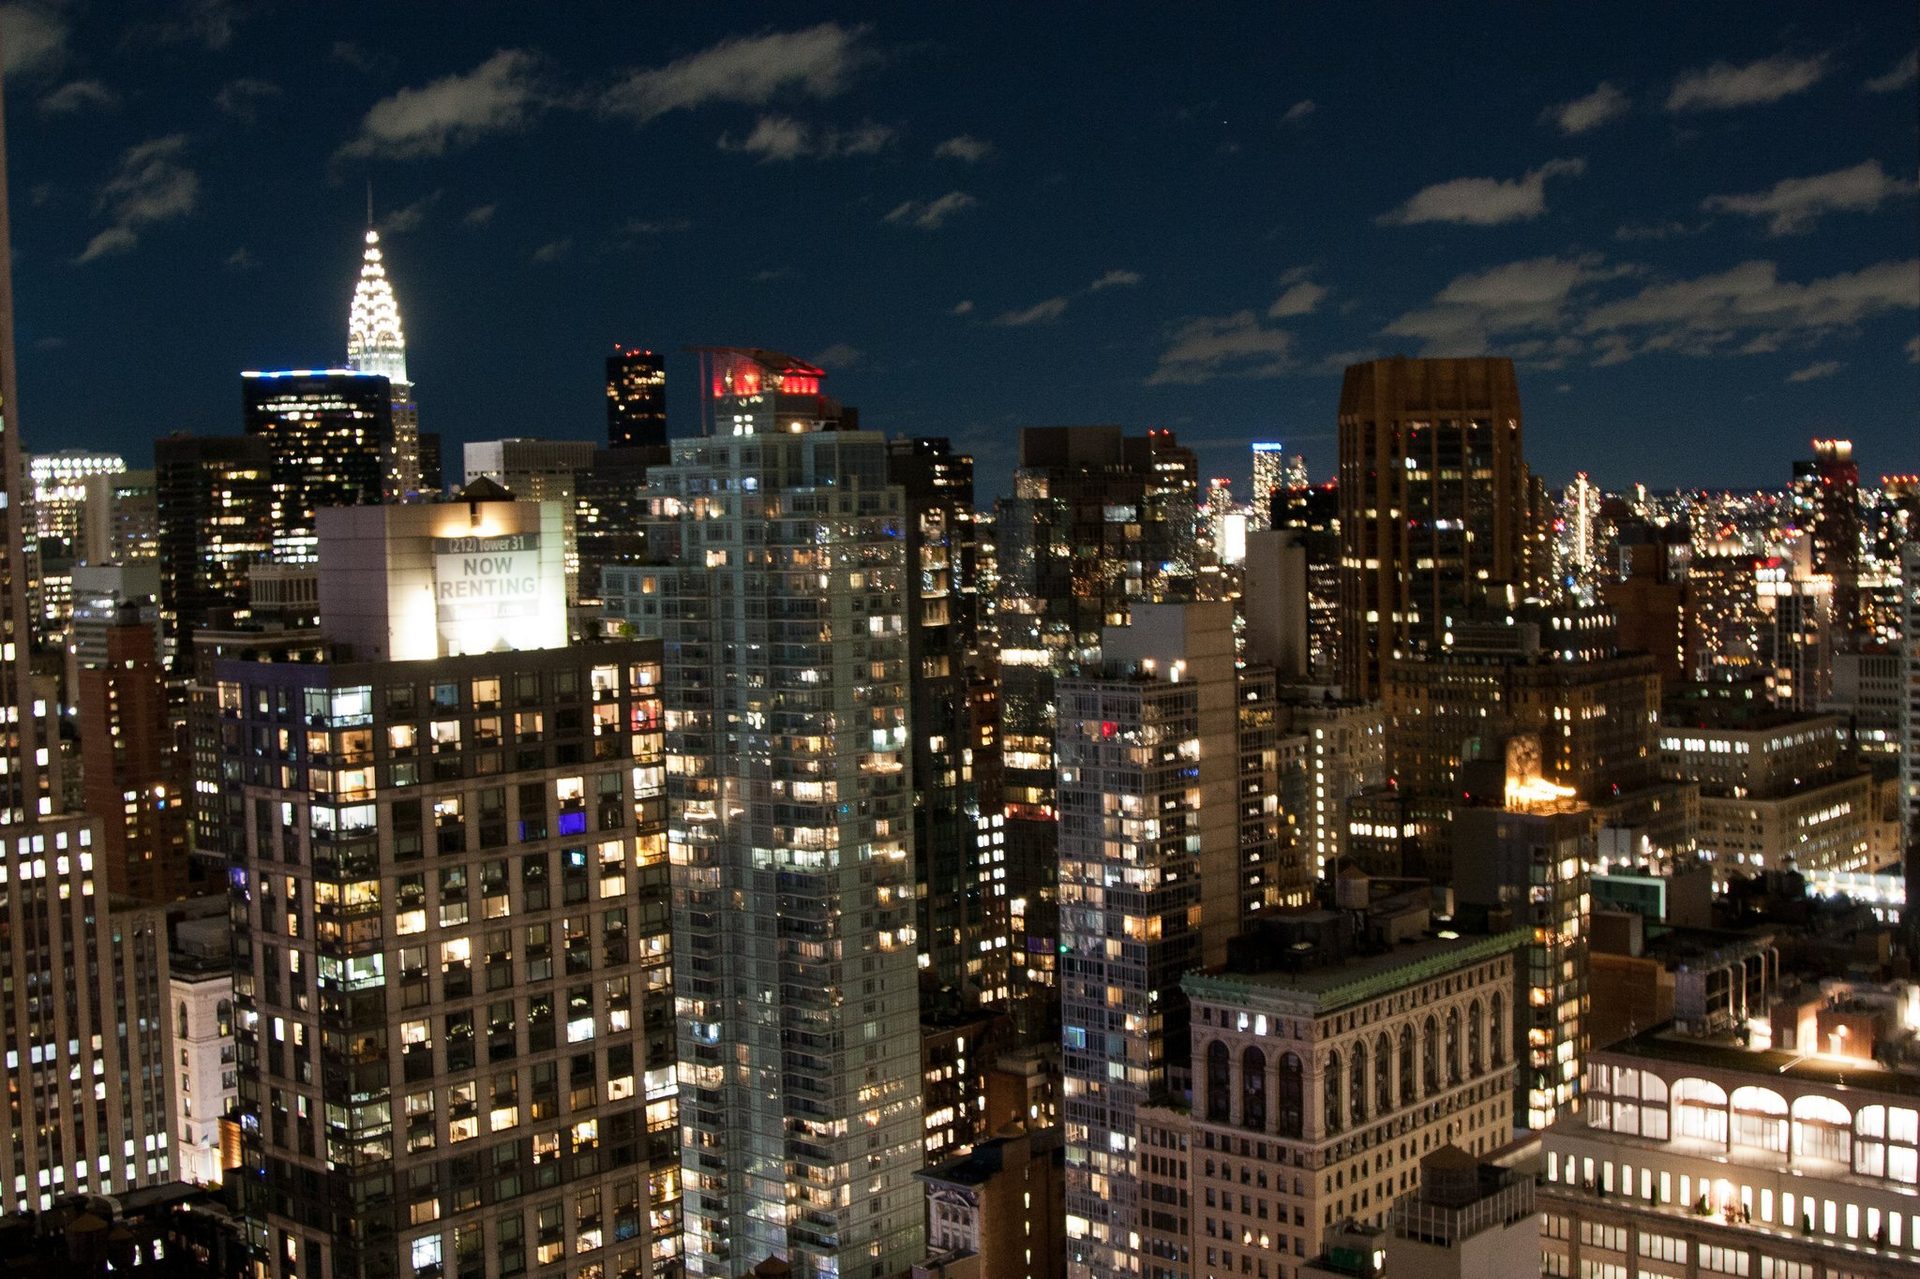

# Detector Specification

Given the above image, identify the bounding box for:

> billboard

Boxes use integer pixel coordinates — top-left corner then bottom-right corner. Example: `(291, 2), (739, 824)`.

(433, 532), (544, 649)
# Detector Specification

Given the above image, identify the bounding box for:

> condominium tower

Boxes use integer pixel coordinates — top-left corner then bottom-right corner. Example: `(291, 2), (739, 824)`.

(639, 349), (923, 1277)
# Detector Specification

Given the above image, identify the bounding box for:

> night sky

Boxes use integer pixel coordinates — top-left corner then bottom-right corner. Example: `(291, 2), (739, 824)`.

(3, 2), (1916, 498)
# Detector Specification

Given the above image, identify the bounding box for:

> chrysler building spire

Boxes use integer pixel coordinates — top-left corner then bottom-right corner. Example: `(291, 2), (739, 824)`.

(347, 226), (421, 499)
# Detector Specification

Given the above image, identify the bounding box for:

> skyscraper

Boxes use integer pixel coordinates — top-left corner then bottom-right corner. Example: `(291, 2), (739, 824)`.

(0, 53), (175, 1214)
(1337, 356), (1533, 700)
(640, 349), (923, 1277)
(1251, 441), (1285, 531)
(347, 227), (421, 500)
(607, 345), (668, 450)
(1793, 438), (1862, 643)
(242, 369), (393, 564)
(154, 433), (274, 662)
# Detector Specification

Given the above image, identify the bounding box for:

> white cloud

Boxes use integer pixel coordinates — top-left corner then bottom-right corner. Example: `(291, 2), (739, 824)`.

(1786, 360), (1842, 383)
(215, 77), (281, 121)
(1544, 82), (1628, 134)
(934, 135), (992, 162)
(1667, 53), (1827, 111)
(1907, 334), (1920, 363)
(39, 78), (116, 115)
(1147, 311), (1294, 385)
(883, 191), (976, 231)
(719, 114), (894, 161)
(224, 246), (256, 271)
(1, 4), (67, 78)
(339, 50), (542, 159)
(1268, 281), (1326, 318)
(77, 134), (199, 263)
(1377, 158), (1585, 226)
(1865, 51), (1917, 94)
(994, 297), (1069, 326)
(811, 342), (863, 368)
(1382, 255), (1614, 357)
(463, 204), (497, 226)
(604, 23), (870, 121)
(1704, 160), (1918, 235)
(1577, 258), (1920, 357)
(531, 238), (571, 263)
(950, 299), (974, 316)
(1614, 219), (1697, 242)
(1282, 99), (1315, 124)
(380, 190), (443, 234)
(1090, 269), (1141, 291)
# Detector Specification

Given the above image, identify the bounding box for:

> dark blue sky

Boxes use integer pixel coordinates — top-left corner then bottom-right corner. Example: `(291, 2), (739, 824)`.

(4, 2), (1916, 498)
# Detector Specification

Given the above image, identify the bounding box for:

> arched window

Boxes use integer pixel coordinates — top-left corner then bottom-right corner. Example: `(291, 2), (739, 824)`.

(1445, 1008), (1461, 1086)
(1490, 994), (1505, 1066)
(1422, 1015), (1439, 1095)
(1398, 1025), (1415, 1101)
(1467, 1000), (1483, 1075)
(177, 1002), (190, 1041)
(1206, 1041), (1231, 1122)
(1243, 1047), (1267, 1133)
(1349, 1042), (1368, 1124)
(1325, 1050), (1343, 1134)
(1792, 1094), (1852, 1165)
(1673, 1077), (1728, 1145)
(1730, 1085), (1788, 1154)
(1278, 1053), (1304, 1138)
(1374, 1032), (1392, 1114)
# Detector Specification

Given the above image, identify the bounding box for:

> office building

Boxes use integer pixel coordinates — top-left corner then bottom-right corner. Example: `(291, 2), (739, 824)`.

(81, 465), (159, 564)
(1454, 737), (1593, 1130)
(888, 437), (1007, 1010)
(1902, 542), (1919, 846)
(1337, 356), (1534, 700)
(76, 603), (190, 902)
(1272, 482), (1342, 684)
(417, 430), (444, 496)
(223, 492), (681, 1279)
(607, 346), (668, 450)
(1542, 985), (1920, 1279)
(994, 425), (1199, 1026)
(0, 70), (176, 1215)
(1384, 606), (1658, 868)
(1251, 443), (1285, 531)
(154, 433), (275, 664)
(1657, 713), (1873, 878)
(916, 1126), (1065, 1279)
(638, 349), (923, 1277)
(1173, 908), (1527, 1279)
(1057, 603), (1302, 1279)
(241, 369), (393, 564)
(1277, 696), (1385, 879)
(1793, 438), (1862, 643)
(1758, 549), (1834, 710)
(346, 227), (421, 501)
(28, 449), (126, 632)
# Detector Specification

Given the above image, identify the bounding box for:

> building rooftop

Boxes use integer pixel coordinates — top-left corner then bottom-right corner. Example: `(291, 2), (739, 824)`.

(1604, 1024), (1920, 1098)
(1187, 927), (1530, 1015)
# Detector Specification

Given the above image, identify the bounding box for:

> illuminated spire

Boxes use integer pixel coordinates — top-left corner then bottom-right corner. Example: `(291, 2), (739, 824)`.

(347, 228), (409, 388)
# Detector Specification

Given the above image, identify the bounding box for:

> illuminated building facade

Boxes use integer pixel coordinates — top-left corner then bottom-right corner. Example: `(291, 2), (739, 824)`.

(1337, 357), (1533, 700)
(1454, 737), (1592, 1130)
(0, 71), (176, 1215)
(1272, 482), (1342, 683)
(1542, 1000), (1920, 1279)
(1056, 603), (1278, 1279)
(1251, 443), (1285, 531)
(993, 426), (1198, 1029)
(463, 438), (598, 608)
(1178, 921), (1525, 1279)
(28, 448), (126, 632)
(155, 433), (274, 664)
(1280, 697), (1385, 878)
(607, 346), (667, 450)
(1792, 438), (1862, 643)
(242, 369), (394, 565)
(222, 502), (679, 1278)
(347, 228), (421, 501)
(639, 349), (923, 1278)
(887, 437), (1008, 1011)
(916, 1126), (1065, 1279)
(1904, 542), (1920, 843)
(76, 605), (190, 902)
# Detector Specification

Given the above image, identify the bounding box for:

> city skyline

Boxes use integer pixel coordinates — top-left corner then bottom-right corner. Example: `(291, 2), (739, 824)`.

(1, 3), (1914, 495)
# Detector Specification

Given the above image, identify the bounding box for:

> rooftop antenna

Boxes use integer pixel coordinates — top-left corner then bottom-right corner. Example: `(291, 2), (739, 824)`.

(365, 179), (374, 231)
